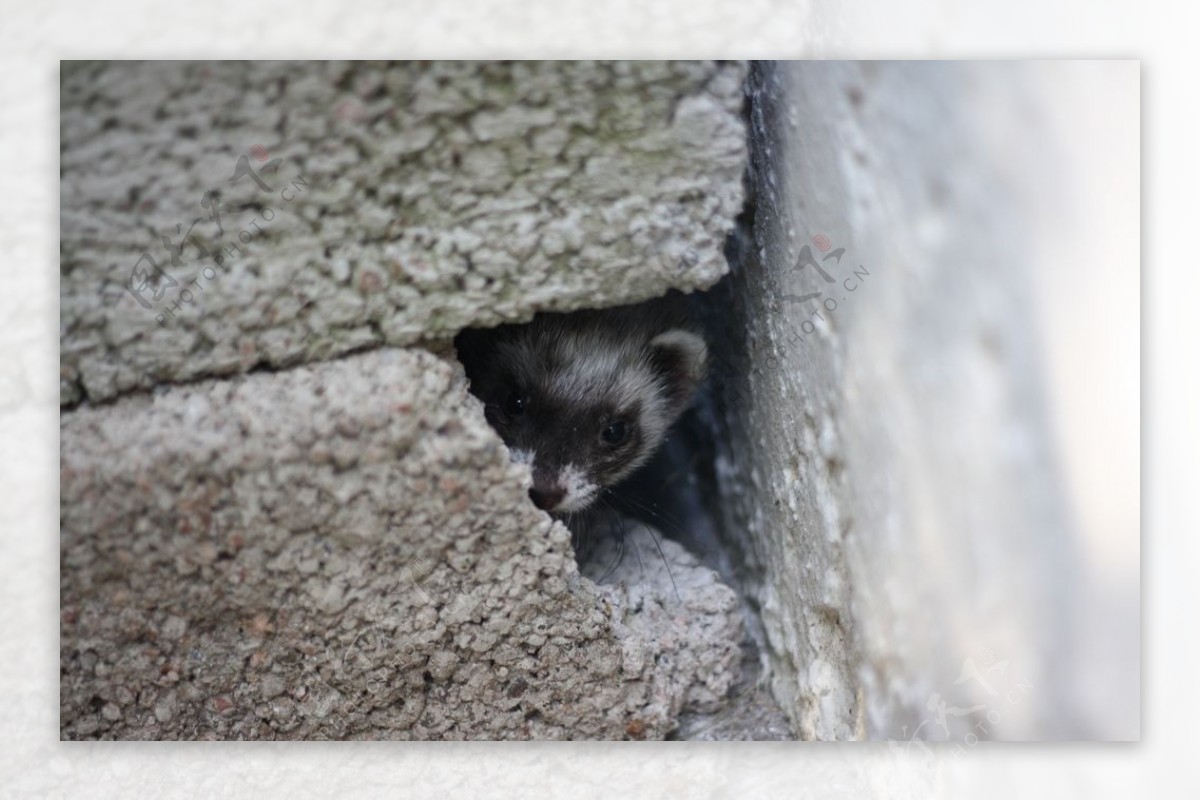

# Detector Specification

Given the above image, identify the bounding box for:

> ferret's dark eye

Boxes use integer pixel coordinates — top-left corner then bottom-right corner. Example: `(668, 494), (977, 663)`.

(601, 420), (627, 446)
(502, 390), (527, 417)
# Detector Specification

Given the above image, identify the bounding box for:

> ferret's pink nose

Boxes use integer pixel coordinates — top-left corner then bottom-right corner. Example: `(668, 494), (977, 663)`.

(528, 486), (565, 511)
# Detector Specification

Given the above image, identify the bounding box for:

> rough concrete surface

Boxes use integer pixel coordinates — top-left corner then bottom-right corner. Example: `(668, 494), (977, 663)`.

(60, 58), (1109, 744)
(60, 348), (743, 739)
(60, 60), (747, 406)
(59, 60), (751, 740)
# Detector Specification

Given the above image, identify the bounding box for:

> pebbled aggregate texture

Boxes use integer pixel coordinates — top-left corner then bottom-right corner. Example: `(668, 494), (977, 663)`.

(60, 349), (744, 740)
(60, 60), (747, 407)
(59, 60), (750, 740)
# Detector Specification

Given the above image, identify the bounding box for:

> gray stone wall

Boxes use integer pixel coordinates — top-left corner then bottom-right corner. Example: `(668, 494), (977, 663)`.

(61, 60), (746, 406)
(60, 348), (743, 739)
(59, 59), (1094, 742)
(60, 60), (749, 740)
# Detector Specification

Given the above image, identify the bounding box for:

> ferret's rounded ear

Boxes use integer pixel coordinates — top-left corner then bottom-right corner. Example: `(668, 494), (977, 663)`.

(649, 329), (708, 407)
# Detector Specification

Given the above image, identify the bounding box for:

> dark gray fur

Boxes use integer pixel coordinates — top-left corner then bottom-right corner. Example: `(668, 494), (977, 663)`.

(455, 293), (708, 517)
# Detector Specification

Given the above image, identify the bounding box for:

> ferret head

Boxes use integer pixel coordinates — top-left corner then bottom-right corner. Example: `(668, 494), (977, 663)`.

(458, 309), (707, 516)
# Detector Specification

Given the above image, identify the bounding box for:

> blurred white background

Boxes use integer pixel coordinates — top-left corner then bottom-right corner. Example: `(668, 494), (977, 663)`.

(1029, 60), (1140, 740)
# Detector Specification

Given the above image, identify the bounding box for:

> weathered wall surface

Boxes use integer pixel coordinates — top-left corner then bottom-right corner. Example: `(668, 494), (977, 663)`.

(60, 59), (1116, 744)
(59, 61), (748, 740)
(61, 60), (746, 406)
(60, 349), (742, 739)
(704, 62), (1082, 741)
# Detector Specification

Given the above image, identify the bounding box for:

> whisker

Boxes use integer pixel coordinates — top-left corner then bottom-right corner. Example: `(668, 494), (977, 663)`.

(596, 500), (626, 584)
(601, 490), (680, 603)
(604, 488), (692, 543)
(644, 522), (681, 603)
(626, 516), (647, 588)
(566, 510), (588, 565)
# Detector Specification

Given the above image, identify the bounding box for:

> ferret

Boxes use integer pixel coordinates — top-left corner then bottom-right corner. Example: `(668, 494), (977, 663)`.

(455, 293), (707, 520)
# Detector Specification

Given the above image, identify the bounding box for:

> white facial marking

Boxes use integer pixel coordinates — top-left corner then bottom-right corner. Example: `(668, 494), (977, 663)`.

(509, 448), (535, 467)
(555, 463), (599, 513)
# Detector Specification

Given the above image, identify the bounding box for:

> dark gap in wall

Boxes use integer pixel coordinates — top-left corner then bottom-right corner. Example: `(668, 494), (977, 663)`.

(453, 61), (794, 738)
(623, 62), (795, 738)
(684, 60), (781, 597)
(451, 60), (777, 607)
(624, 62), (777, 597)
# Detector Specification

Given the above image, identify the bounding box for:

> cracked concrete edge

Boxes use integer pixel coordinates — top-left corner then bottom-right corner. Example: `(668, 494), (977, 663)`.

(60, 60), (748, 407)
(60, 347), (744, 740)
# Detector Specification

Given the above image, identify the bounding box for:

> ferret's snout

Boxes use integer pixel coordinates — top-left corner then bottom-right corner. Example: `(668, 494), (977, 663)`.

(528, 486), (565, 512)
